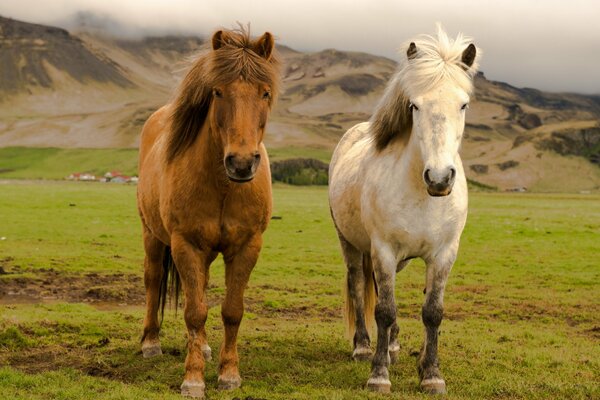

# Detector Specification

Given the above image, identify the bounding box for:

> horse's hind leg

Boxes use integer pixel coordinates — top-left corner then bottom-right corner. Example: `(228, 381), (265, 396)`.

(339, 233), (372, 361)
(388, 321), (400, 363)
(141, 228), (165, 358)
(388, 258), (409, 364)
(417, 253), (455, 395)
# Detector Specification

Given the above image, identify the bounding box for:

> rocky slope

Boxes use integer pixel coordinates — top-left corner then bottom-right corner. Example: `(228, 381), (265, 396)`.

(0, 16), (598, 191)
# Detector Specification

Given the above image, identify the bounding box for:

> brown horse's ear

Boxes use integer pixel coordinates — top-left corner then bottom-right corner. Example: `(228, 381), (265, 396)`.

(212, 30), (226, 50)
(254, 32), (274, 60)
(407, 42), (418, 60)
(461, 43), (477, 69)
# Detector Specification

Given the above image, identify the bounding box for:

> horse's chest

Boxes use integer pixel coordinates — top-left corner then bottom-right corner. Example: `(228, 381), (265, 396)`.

(368, 190), (466, 257)
(219, 203), (267, 244)
(181, 192), (269, 250)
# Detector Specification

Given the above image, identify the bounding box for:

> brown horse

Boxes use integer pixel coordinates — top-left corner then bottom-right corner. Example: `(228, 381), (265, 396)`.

(137, 28), (281, 398)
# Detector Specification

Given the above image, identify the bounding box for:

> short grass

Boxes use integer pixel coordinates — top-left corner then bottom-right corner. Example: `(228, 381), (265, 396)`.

(0, 182), (598, 399)
(0, 146), (333, 181)
(0, 147), (140, 180)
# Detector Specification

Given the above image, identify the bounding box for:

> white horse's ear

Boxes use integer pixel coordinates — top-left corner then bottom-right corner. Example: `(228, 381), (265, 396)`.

(461, 43), (477, 69)
(407, 42), (418, 60)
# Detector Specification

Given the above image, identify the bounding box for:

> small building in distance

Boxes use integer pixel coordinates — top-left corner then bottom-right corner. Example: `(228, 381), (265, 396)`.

(67, 172), (96, 181)
(103, 171), (138, 183)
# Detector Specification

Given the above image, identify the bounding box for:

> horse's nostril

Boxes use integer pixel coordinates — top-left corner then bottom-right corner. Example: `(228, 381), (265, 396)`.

(424, 169), (432, 185)
(225, 154), (235, 168)
(449, 167), (456, 180)
(254, 153), (261, 163)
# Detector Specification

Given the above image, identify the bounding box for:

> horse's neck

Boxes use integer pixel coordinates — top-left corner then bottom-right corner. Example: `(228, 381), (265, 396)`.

(183, 123), (229, 189)
(379, 130), (424, 189)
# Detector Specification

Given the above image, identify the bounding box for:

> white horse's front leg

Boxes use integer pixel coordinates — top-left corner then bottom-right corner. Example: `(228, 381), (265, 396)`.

(418, 249), (457, 395)
(366, 241), (397, 393)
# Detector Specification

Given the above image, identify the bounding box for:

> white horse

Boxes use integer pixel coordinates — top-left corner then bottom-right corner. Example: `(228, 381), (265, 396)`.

(329, 26), (479, 394)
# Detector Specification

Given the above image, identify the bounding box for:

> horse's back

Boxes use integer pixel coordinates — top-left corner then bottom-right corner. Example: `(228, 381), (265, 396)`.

(329, 122), (370, 174)
(139, 105), (172, 171)
(329, 122), (373, 252)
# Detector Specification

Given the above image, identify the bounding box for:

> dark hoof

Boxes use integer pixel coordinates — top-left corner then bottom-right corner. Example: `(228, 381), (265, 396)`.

(352, 346), (373, 362)
(366, 377), (391, 393)
(181, 380), (205, 398)
(421, 378), (446, 395)
(218, 375), (241, 390)
(141, 343), (162, 358)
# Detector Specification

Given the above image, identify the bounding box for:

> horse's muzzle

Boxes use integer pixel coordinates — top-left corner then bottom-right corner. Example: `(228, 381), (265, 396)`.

(424, 167), (455, 197)
(224, 153), (261, 183)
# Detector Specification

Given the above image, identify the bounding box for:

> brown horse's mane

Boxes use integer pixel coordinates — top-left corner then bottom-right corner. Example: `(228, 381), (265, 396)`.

(369, 76), (413, 151)
(166, 28), (281, 162)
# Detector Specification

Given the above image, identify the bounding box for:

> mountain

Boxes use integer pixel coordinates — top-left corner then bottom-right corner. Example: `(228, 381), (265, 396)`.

(0, 16), (598, 191)
(0, 16), (131, 94)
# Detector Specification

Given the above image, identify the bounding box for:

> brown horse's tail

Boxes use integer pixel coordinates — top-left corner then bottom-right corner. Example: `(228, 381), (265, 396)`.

(159, 246), (181, 324)
(344, 253), (377, 341)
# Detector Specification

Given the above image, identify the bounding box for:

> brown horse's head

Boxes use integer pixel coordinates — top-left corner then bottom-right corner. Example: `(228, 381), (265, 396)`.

(210, 31), (275, 182)
(167, 28), (281, 182)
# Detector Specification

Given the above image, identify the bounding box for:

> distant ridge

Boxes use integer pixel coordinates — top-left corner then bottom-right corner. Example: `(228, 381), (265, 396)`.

(0, 15), (132, 94)
(0, 15), (598, 191)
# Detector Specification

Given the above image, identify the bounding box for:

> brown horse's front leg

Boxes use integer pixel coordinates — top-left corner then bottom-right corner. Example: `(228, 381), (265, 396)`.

(171, 234), (211, 398)
(218, 234), (262, 390)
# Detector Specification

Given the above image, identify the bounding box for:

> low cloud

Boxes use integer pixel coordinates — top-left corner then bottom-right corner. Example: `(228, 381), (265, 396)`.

(1, 0), (599, 94)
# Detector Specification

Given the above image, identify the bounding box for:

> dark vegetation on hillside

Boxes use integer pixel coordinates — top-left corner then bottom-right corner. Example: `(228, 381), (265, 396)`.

(537, 125), (600, 164)
(270, 158), (498, 191)
(286, 73), (385, 100)
(270, 158), (329, 185)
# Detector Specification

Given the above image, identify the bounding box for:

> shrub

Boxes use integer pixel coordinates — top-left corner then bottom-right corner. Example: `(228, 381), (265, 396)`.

(270, 158), (329, 186)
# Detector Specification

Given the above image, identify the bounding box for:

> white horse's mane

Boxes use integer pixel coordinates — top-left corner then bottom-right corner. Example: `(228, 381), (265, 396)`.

(370, 25), (480, 150)
(399, 24), (480, 98)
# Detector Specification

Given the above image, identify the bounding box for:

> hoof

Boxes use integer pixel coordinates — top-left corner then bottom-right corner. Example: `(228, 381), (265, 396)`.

(201, 344), (212, 361)
(352, 346), (373, 362)
(218, 375), (241, 390)
(181, 380), (205, 398)
(141, 343), (162, 358)
(421, 377), (446, 395)
(366, 377), (391, 393)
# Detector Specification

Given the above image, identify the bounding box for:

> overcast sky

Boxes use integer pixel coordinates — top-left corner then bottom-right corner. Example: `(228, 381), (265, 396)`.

(1, 0), (599, 94)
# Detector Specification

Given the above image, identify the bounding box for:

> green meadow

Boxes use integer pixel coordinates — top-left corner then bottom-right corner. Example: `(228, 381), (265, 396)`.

(0, 147), (333, 180)
(0, 181), (598, 399)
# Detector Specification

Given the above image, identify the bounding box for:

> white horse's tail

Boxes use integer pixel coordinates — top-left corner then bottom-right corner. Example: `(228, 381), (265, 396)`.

(344, 253), (377, 341)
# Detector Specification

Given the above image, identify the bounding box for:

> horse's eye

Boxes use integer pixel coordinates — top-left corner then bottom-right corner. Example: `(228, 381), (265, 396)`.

(409, 102), (419, 111)
(262, 91), (271, 100)
(213, 89), (223, 98)
(461, 103), (469, 110)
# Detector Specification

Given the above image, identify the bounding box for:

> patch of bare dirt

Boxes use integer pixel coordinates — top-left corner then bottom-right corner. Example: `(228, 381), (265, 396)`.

(244, 298), (339, 322)
(2, 343), (172, 384)
(585, 326), (600, 339)
(0, 266), (144, 305)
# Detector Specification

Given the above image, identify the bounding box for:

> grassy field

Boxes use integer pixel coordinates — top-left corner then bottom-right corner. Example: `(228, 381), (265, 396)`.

(0, 182), (598, 399)
(0, 147), (333, 180)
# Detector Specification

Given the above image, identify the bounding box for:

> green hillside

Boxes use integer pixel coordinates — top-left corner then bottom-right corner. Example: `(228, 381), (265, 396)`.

(0, 147), (139, 179)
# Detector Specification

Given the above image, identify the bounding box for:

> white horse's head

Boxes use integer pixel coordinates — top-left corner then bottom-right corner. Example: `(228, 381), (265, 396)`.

(371, 26), (480, 197)
(404, 27), (480, 196)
